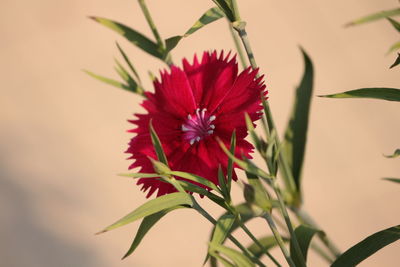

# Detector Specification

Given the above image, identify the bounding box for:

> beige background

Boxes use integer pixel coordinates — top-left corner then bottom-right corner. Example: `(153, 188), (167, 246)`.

(1, 0), (399, 266)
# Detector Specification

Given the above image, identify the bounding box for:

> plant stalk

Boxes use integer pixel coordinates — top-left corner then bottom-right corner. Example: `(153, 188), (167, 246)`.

(272, 182), (306, 267)
(138, 0), (163, 47)
(228, 23), (247, 69)
(192, 199), (267, 267)
(238, 220), (281, 267)
(233, 22), (305, 265)
(263, 213), (296, 267)
(233, 24), (298, 202)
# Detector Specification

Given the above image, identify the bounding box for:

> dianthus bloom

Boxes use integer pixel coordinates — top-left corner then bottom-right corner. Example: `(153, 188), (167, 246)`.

(126, 51), (267, 197)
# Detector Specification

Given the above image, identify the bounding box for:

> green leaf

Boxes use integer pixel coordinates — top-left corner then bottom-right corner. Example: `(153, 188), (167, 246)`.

(210, 244), (255, 267)
(218, 139), (273, 181)
(149, 121), (169, 165)
(210, 214), (236, 248)
(122, 206), (183, 259)
(96, 192), (193, 234)
(208, 204), (256, 247)
(247, 236), (281, 258)
(227, 131), (236, 193)
(90, 16), (163, 59)
(387, 41), (400, 54)
(176, 180), (226, 208)
(331, 225), (400, 267)
(164, 7), (225, 53)
(211, 0), (236, 22)
(245, 113), (263, 154)
(218, 165), (230, 199)
(320, 87), (400, 102)
(387, 17), (400, 32)
(83, 70), (130, 91)
(114, 59), (139, 91)
(382, 177), (400, 184)
(384, 149), (400, 158)
(168, 170), (221, 193)
(345, 8), (400, 27)
(290, 225), (322, 265)
(283, 48), (314, 195)
(209, 253), (234, 267)
(390, 53), (400, 69)
(119, 173), (160, 178)
(116, 42), (141, 82)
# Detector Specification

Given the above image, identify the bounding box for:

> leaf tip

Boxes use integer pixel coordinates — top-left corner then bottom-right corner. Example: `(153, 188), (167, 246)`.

(95, 229), (107, 235)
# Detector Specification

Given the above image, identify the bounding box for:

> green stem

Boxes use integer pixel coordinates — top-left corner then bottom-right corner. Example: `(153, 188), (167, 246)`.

(263, 213), (296, 267)
(137, 0), (173, 66)
(192, 199), (266, 267)
(292, 207), (341, 259)
(137, 0), (163, 47)
(272, 183), (306, 267)
(228, 24), (247, 69)
(234, 24), (297, 200)
(238, 221), (281, 267)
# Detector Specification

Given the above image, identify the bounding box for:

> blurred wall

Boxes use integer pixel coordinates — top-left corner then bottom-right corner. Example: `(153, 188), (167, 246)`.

(1, 0), (399, 266)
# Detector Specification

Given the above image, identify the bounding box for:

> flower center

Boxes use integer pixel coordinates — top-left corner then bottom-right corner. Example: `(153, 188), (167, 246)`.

(182, 108), (216, 145)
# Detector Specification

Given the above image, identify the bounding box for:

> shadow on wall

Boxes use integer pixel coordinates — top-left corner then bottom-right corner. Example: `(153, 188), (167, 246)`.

(0, 165), (101, 267)
(0, 127), (101, 267)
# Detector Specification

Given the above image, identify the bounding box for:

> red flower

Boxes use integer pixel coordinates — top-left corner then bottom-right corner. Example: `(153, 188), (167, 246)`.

(126, 51), (267, 197)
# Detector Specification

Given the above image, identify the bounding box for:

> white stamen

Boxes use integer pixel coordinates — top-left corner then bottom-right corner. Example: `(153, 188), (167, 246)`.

(209, 115), (216, 121)
(190, 139), (195, 145)
(210, 124), (215, 129)
(208, 130), (214, 134)
(181, 125), (190, 132)
(188, 114), (192, 120)
(196, 137), (201, 142)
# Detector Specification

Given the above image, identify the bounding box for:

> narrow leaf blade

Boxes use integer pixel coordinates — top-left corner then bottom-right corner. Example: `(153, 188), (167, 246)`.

(210, 214), (236, 246)
(168, 170), (221, 193)
(227, 131), (236, 192)
(387, 17), (400, 32)
(218, 139), (272, 180)
(384, 149), (400, 158)
(116, 42), (141, 82)
(345, 8), (400, 27)
(97, 192), (192, 233)
(290, 225), (322, 265)
(387, 41), (400, 54)
(320, 87), (400, 102)
(210, 244), (255, 267)
(122, 206), (183, 259)
(247, 236), (281, 258)
(84, 70), (130, 91)
(390, 53), (400, 69)
(283, 48), (314, 194)
(382, 177), (400, 184)
(164, 7), (225, 53)
(149, 122), (169, 165)
(331, 225), (400, 267)
(90, 17), (163, 59)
